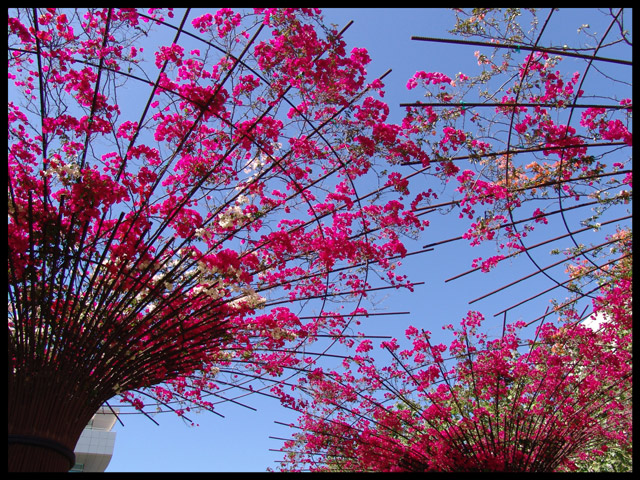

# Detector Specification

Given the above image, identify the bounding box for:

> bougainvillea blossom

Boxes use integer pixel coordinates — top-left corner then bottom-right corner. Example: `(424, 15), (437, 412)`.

(278, 258), (631, 471)
(8, 8), (431, 471)
(275, 8), (631, 473)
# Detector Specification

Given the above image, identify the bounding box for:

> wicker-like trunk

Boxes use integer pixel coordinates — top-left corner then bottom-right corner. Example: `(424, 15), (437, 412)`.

(8, 366), (102, 472)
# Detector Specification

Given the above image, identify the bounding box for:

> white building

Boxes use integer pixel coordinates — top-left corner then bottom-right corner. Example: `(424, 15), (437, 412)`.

(71, 407), (118, 472)
(582, 311), (608, 331)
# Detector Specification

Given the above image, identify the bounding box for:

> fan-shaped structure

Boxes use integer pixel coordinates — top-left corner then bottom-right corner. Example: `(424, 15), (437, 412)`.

(274, 8), (632, 472)
(8, 8), (428, 471)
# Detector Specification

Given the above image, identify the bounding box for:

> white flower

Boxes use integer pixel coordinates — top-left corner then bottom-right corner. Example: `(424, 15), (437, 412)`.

(194, 227), (211, 241)
(219, 216), (234, 228)
(227, 290), (266, 310)
(192, 285), (205, 295)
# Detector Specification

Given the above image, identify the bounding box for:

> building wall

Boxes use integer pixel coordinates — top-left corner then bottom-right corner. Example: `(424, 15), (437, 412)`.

(71, 407), (118, 472)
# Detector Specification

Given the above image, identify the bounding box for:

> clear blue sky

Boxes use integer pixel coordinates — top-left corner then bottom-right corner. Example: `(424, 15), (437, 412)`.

(103, 8), (631, 472)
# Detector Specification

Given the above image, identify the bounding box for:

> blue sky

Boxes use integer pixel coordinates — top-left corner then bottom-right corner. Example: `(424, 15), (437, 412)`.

(102, 8), (632, 472)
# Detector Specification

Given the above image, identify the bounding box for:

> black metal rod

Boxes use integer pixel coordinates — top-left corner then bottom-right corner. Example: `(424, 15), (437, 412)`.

(410, 35), (632, 66)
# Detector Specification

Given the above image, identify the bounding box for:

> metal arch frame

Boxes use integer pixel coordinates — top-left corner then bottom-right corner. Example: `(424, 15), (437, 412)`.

(7, 8), (419, 426)
(399, 8), (632, 331)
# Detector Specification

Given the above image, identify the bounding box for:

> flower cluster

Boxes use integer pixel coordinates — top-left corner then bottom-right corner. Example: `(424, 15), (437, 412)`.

(398, 17), (632, 276)
(279, 269), (632, 471)
(273, 9), (632, 473)
(8, 9), (431, 466)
